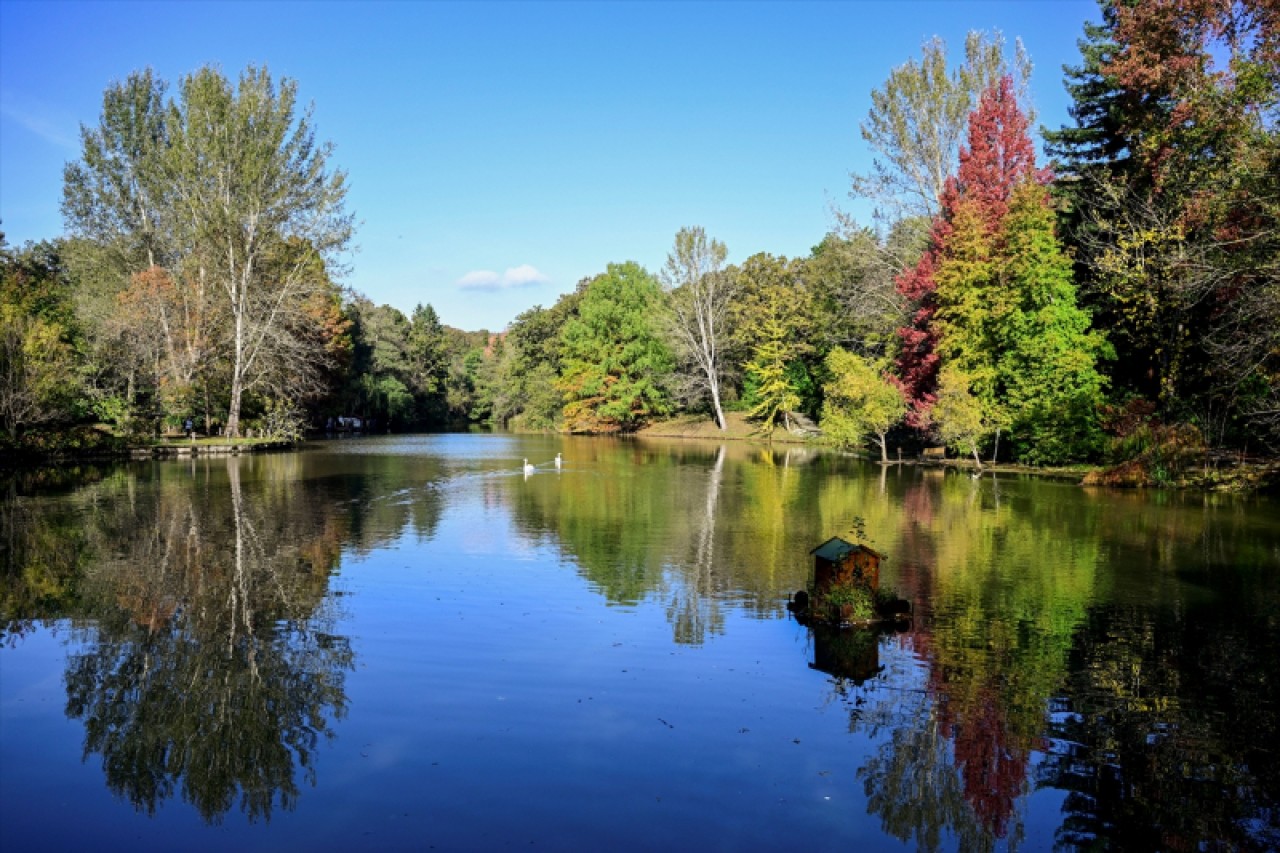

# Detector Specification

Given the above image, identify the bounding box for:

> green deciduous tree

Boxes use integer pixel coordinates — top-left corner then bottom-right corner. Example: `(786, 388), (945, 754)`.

(64, 65), (353, 437)
(806, 224), (919, 359)
(62, 69), (171, 272)
(0, 240), (84, 441)
(343, 298), (414, 429)
(932, 366), (989, 467)
(851, 30), (1033, 222)
(490, 293), (581, 431)
(821, 347), (907, 462)
(559, 262), (672, 433)
(163, 66), (352, 436)
(0, 305), (81, 442)
(730, 252), (814, 431)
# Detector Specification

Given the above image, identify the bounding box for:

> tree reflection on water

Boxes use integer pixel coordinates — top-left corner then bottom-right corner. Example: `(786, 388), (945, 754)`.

(61, 456), (355, 822)
(0, 455), (392, 823)
(3, 440), (1279, 846)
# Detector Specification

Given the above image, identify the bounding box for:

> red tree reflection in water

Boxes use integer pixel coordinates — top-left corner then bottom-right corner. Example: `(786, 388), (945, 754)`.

(935, 680), (1031, 838)
(890, 475), (1036, 841)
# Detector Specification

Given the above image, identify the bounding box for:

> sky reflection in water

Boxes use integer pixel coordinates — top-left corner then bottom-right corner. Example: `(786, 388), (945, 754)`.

(2, 434), (1278, 851)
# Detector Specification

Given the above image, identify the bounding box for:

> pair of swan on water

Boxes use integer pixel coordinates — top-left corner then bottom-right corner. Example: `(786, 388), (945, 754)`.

(523, 453), (562, 475)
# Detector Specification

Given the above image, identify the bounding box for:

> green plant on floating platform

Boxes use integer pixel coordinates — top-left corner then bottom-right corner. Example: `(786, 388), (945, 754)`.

(821, 582), (874, 622)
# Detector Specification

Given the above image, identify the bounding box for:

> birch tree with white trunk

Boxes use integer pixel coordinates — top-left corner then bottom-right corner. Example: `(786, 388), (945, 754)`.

(164, 66), (353, 436)
(661, 227), (734, 431)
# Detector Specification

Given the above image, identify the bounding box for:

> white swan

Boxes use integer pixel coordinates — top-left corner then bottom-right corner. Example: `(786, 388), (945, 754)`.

(523, 458), (535, 475)
(554, 452), (562, 470)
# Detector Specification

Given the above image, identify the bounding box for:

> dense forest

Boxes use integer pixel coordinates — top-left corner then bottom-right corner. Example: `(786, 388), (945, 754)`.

(3, 0), (1277, 471)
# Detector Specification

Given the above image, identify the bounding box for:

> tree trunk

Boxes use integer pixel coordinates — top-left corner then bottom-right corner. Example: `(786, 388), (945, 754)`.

(878, 432), (889, 463)
(226, 373), (243, 438)
(226, 317), (245, 437)
(711, 388), (727, 431)
(225, 280), (247, 437)
(990, 427), (1001, 464)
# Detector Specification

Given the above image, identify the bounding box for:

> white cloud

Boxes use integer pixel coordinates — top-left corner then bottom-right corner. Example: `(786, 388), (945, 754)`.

(0, 97), (78, 151)
(457, 270), (502, 290)
(456, 264), (550, 291)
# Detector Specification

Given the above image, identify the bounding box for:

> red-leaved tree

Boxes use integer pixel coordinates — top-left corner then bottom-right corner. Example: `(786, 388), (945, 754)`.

(893, 75), (1039, 432)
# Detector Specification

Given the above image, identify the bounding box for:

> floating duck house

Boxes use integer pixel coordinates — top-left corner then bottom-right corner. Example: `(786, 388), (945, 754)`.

(809, 536), (883, 594)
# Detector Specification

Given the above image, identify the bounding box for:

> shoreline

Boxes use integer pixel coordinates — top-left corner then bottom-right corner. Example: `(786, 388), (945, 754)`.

(5, 419), (1277, 493)
(1, 437), (296, 469)
(632, 413), (1280, 493)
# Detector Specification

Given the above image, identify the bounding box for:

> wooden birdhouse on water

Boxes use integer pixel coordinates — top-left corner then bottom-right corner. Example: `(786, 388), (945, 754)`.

(810, 536), (883, 594)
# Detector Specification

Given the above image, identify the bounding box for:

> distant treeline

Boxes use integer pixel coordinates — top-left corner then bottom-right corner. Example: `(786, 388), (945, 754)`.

(3, 1), (1276, 467)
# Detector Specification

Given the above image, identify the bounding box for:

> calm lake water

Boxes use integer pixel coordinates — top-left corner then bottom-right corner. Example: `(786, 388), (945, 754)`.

(2, 434), (1278, 851)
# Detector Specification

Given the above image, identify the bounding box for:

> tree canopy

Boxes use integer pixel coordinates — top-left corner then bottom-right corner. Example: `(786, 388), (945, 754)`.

(11, 22), (1278, 466)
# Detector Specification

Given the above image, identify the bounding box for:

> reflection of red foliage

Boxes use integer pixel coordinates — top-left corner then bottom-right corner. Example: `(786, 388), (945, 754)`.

(897, 472), (1033, 838)
(894, 480), (939, 659)
(937, 684), (1029, 838)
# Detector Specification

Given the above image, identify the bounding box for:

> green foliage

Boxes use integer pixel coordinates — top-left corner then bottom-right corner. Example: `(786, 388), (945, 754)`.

(407, 304), (447, 387)
(745, 339), (801, 435)
(0, 310), (80, 426)
(341, 299), (411, 428)
(821, 347), (907, 460)
(90, 395), (130, 428)
(559, 262), (673, 433)
(735, 259), (811, 435)
(932, 367), (988, 465)
(63, 65), (353, 438)
(933, 179), (1108, 464)
(821, 582), (875, 622)
(488, 294), (581, 431)
(258, 398), (307, 442)
(804, 225), (915, 359)
(998, 182), (1109, 463)
(851, 30), (1032, 221)
(62, 69), (171, 271)
(439, 329), (492, 423)
(1047, 0), (1280, 451)
(406, 303), (450, 423)
(933, 197), (1004, 429)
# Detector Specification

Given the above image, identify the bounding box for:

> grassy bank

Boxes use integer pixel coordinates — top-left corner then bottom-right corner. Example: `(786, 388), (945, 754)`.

(636, 412), (813, 443)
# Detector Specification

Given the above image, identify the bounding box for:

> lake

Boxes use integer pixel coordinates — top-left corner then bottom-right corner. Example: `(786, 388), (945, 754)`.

(2, 433), (1278, 851)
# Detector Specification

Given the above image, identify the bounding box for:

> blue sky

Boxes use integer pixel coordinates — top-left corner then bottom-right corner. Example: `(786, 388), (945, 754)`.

(1, 0), (1101, 331)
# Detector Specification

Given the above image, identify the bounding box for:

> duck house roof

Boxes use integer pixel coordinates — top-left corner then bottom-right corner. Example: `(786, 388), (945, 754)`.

(810, 536), (882, 561)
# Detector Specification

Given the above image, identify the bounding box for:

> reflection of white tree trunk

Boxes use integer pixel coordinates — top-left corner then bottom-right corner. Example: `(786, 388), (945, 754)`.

(694, 444), (726, 574)
(670, 445), (727, 643)
(227, 458), (258, 677)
